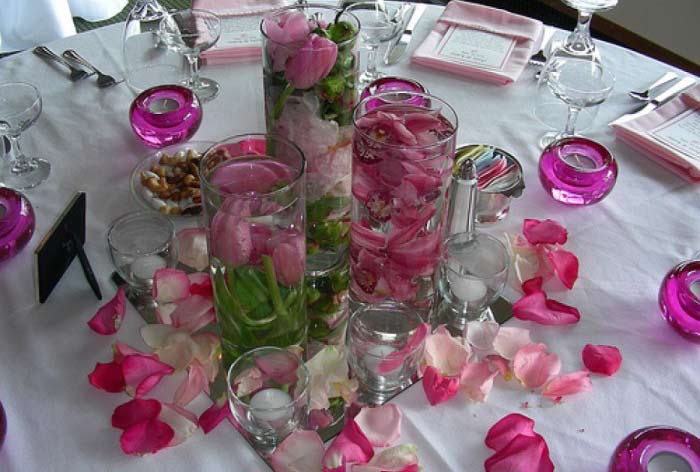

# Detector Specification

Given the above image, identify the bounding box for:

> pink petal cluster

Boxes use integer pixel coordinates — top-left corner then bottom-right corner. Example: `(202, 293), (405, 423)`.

(306, 346), (358, 418)
(87, 287), (126, 335)
(513, 277), (581, 326)
(176, 228), (209, 271)
(484, 414), (554, 472)
(582, 344), (622, 376)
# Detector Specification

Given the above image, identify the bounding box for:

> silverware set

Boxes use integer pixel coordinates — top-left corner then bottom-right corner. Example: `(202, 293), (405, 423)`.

(32, 46), (122, 88)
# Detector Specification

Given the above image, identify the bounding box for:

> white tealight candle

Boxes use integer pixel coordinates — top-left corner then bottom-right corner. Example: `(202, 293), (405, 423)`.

(131, 255), (167, 281)
(450, 275), (488, 304)
(249, 388), (293, 423)
(647, 452), (693, 472)
(364, 345), (396, 372)
(689, 281), (700, 299)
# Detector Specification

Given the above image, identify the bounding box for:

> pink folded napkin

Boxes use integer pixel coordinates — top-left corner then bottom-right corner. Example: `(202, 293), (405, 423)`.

(611, 83), (700, 183)
(411, 0), (544, 85)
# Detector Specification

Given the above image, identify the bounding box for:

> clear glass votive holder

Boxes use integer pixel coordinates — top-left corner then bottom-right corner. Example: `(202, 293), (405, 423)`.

(434, 232), (510, 335)
(360, 76), (428, 111)
(539, 136), (617, 206)
(346, 301), (425, 404)
(659, 258), (700, 342)
(609, 426), (700, 472)
(107, 211), (177, 295)
(227, 347), (310, 453)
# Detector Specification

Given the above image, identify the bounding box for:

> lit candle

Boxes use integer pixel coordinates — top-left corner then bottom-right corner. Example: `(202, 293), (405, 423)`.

(364, 345), (396, 372)
(131, 255), (167, 281)
(249, 388), (293, 423)
(647, 451), (693, 472)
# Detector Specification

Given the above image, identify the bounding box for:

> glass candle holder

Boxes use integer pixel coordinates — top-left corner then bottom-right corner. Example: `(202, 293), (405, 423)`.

(107, 211), (177, 295)
(0, 400), (6, 451)
(609, 426), (700, 472)
(129, 84), (203, 148)
(539, 136), (617, 206)
(200, 134), (306, 368)
(227, 347), (309, 453)
(659, 258), (700, 342)
(360, 76), (428, 111)
(0, 187), (35, 263)
(346, 301), (425, 404)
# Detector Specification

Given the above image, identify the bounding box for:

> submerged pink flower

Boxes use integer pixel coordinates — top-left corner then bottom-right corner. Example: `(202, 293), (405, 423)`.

(285, 34), (337, 89)
(87, 287), (126, 335)
(512, 343), (561, 390)
(582, 344), (622, 376)
(263, 10), (312, 72)
(378, 323), (429, 374)
(270, 231), (305, 286)
(210, 211), (252, 267)
(542, 370), (592, 403)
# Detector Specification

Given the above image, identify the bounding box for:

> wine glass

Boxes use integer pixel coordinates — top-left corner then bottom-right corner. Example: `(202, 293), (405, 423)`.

(539, 58), (615, 148)
(560, 0), (618, 62)
(159, 9), (222, 102)
(347, 2), (401, 86)
(0, 82), (50, 190)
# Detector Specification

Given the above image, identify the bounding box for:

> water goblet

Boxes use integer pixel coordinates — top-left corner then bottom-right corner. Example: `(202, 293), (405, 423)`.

(0, 82), (50, 190)
(347, 2), (401, 86)
(539, 58), (615, 148)
(227, 347), (310, 453)
(560, 0), (619, 62)
(160, 9), (222, 102)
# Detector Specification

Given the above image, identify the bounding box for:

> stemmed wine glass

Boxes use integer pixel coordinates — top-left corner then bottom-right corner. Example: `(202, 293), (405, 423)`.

(539, 58), (615, 148)
(159, 9), (222, 102)
(347, 2), (401, 86)
(560, 0), (619, 62)
(0, 83), (50, 189)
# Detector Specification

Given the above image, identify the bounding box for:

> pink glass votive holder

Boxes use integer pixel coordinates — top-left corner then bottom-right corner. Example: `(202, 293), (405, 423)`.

(360, 77), (428, 111)
(539, 136), (617, 205)
(0, 187), (35, 263)
(659, 259), (700, 342)
(0, 401), (5, 451)
(609, 426), (700, 472)
(129, 85), (203, 149)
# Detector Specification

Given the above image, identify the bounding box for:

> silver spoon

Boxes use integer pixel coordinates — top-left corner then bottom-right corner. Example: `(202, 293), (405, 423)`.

(628, 72), (678, 101)
(61, 49), (120, 88)
(32, 46), (90, 81)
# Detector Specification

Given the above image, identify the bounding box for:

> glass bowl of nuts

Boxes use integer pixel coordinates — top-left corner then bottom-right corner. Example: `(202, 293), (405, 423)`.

(130, 141), (214, 218)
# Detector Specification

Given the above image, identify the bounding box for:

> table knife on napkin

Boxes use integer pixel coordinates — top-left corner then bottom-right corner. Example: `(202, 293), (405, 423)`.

(611, 76), (697, 125)
(386, 4), (426, 66)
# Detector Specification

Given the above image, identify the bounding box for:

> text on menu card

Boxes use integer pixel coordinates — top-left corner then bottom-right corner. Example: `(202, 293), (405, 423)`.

(436, 25), (515, 70)
(212, 16), (263, 50)
(651, 108), (700, 162)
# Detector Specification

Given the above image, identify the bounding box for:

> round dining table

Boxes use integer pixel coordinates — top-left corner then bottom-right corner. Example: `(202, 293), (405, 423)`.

(0, 2), (698, 470)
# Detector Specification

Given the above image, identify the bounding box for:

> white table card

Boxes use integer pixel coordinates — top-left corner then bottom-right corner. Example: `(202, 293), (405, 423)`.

(436, 25), (515, 71)
(212, 15), (263, 50)
(651, 108), (700, 162)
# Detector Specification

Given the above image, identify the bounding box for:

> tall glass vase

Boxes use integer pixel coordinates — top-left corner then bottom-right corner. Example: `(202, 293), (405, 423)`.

(350, 91), (458, 318)
(200, 134), (306, 368)
(261, 5), (360, 348)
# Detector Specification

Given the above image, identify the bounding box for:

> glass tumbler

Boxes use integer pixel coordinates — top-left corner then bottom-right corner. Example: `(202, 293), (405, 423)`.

(346, 301), (426, 404)
(227, 346), (310, 453)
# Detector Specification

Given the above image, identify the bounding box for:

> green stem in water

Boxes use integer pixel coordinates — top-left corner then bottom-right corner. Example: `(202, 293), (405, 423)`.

(272, 83), (295, 120)
(262, 255), (289, 318)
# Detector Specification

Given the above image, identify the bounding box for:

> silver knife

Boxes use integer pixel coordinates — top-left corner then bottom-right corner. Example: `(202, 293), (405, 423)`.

(386, 4), (426, 66)
(611, 76), (697, 125)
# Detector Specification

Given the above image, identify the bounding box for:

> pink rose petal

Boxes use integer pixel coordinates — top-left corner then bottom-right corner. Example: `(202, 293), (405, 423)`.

(170, 295), (215, 333)
(176, 228), (209, 271)
(378, 323), (429, 374)
(542, 370), (592, 403)
(112, 398), (161, 430)
(308, 408), (334, 430)
(255, 350), (299, 384)
(521, 277), (543, 295)
(355, 404), (402, 447)
(484, 413), (535, 451)
(122, 354), (175, 398)
(486, 355), (510, 379)
(492, 327), (532, 360)
(422, 325), (471, 377)
(466, 321), (500, 352)
(120, 418), (174, 456)
(459, 361), (498, 402)
(522, 219), (568, 245)
(199, 396), (233, 434)
(422, 366), (460, 406)
(189, 274), (213, 298)
(582, 344), (622, 376)
(351, 444), (420, 472)
(174, 360), (209, 406)
(113, 341), (148, 362)
(192, 332), (221, 382)
(152, 269), (190, 303)
(88, 362), (126, 393)
(87, 287), (126, 335)
(271, 430), (325, 472)
(545, 249), (579, 289)
(512, 344), (561, 390)
(159, 403), (198, 447)
(484, 433), (554, 472)
(323, 419), (374, 471)
(513, 291), (580, 325)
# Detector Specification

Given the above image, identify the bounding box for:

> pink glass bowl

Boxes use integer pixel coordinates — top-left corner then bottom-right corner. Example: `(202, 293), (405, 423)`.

(0, 187), (35, 263)
(539, 136), (617, 205)
(360, 77), (428, 111)
(129, 85), (203, 149)
(0, 401), (5, 451)
(610, 426), (700, 472)
(659, 259), (700, 342)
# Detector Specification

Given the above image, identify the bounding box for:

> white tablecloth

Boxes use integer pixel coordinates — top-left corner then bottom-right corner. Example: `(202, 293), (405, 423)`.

(1, 4), (699, 471)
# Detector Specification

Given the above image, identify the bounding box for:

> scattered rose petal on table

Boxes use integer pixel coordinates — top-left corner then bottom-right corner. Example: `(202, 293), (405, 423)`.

(174, 360), (209, 406)
(513, 289), (580, 326)
(582, 344), (622, 376)
(122, 354), (175, 398)
(522, 219), (568, 245)
(466, 321), (501, 353)
(422, 365), (460, 406)
(152, 269), (191, 303)
(170, 295), (215, 333)
(351, 444), (420, 472)
(323, 419), (374, 471)
(308, 408), (334, 430)
(112, 398), (161, 430)
(513, 343), (561, 390)
(270, 430), (325, 472)
(119, 417), (174, 456)
(355, 404), (402, 447)
(89, 361), (126, 393)
(198, 395), (232, 434)
(545, 249), (579, 289)
(484, 433), (554, 472)
(492, 327), (532, 360)
(87, 287), (126, 335)
(422, 325), (470, 377)
(542, 370), (592, 403)
(159, 403), (198, 447)
(484, 413), (536, 451)
(176, 228), (209, 271)
(459, 361), (498, 402)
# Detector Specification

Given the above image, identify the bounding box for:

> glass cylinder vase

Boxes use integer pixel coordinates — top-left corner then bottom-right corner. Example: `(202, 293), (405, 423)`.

(200, 134), (307, 368)
(350, 91), (458, 317)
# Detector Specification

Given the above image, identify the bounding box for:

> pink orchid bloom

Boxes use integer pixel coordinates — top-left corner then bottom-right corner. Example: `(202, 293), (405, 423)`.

(505, 233), (546, 286)
(513, 283), (581, 326)
(459, 361), (498, 402)
(387, 231), (440, 278)
(199, 395), (233, 434)
(378, 323), (429, 374)
(152, 269), (190, 303)
(484, 413), (536, 451)
(522, 219), (568, 245)
(159, 403), (198, 447)
(484, 433), (554, 472)
(176, 228), (209, 271)
(270, 231), (305, 286)
(238, 138), (267, 156)
(422, 325), (470, 377)
(141, 324), (197, 371)
(87, 287), (126, 335)
(542, 370), (592, 403)
(232, 366), (264, 397)
(323, 419), (374, 471)
(174, 360), (209, 406)
(545, 249), (579, 289)
(355, 404), (402, 447)
(285, 34), (338, 89)
(357, 111), (418, 146)
(512, 343), (561, 390)
(351, 220), (386, 253)
(306, 346), (357, 411)
(210, 210), (252, 267)
(422, 366), (460, 406)
(263, 11), (312, 72)
(582, 344), (622, 376)
(351, 444), (420, 472)
(492, 327), (532, 360)
(271, 430), (325, 472)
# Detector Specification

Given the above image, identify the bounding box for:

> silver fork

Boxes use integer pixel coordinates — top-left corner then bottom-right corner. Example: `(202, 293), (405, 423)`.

(628, 72), (679, 101)
(61, 49), (121, 88)
(32, 46), (90, 81)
